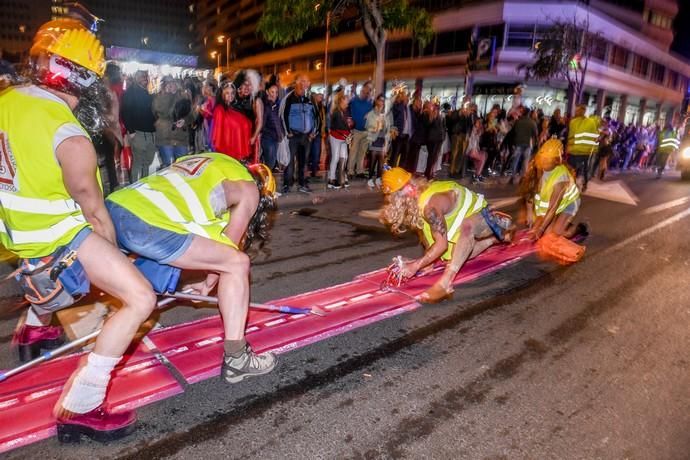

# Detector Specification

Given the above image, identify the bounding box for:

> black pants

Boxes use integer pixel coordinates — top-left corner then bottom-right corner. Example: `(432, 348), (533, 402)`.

(389, 134), (409, 168)
(94, 134), (119, 195)
(424, 141), (442, 179)
(284, 133), (310, 189)
(567, 155), (591, 188)
(406, 141), (422, 173)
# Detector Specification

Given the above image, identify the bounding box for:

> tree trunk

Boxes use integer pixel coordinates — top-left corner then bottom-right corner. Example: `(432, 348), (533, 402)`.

(374, 40), (386, 96)
(566, 84), (576, 116)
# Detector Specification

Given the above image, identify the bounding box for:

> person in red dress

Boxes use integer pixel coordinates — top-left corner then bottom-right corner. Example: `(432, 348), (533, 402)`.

(211, 80), (252, 161)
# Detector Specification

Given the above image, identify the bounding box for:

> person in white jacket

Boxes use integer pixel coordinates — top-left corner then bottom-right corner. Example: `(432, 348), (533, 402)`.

(365, 94), (392, 188)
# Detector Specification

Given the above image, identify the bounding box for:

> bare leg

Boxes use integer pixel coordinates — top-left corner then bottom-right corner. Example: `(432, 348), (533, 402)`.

(423, 214), (493, 299)
(57, 232), (157, 415)
(548, 213), (576, 238)
(77, 233), (158, 357)
(170, 236), (250, 340)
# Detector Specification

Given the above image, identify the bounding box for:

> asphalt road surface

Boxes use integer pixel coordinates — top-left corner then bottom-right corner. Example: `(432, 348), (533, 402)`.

(1, 170), (689, 459)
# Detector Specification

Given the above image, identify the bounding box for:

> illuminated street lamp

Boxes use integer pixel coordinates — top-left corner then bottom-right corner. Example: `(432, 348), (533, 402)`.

(217, 35), (231, 69)
(210, 51), (220, 69)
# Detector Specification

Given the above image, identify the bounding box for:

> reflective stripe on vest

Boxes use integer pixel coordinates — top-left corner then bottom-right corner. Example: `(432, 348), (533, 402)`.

(0, 86), (95, 258)
(573, 132), (599, 147)
(0, 191), (80, 215)
(447, 191), (486, 241)
(534, 165), (580, 217)
(659, 138), (680, 149)
(0, 214), (86, 244)
(133, 181), (211, 239)
(107, 153), (254, 250)
(418, 181), (487, 261)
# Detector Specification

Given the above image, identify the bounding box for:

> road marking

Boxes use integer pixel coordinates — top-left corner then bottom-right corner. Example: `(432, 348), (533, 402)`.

(583, 180), (638, 206)
(264, 318), (287, 327)
(603, 207), (690, 255)
(642, 196), (690, 215)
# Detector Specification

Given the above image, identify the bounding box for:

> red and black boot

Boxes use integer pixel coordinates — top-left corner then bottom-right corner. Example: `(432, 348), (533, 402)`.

(56, 407), (137, 443)
(13, 324), (65, 362)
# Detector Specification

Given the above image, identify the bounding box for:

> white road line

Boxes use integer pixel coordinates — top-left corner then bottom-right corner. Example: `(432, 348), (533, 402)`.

(264, 318), (287, 327)
(642, 196), (690, 215)
(603, 207), (690, 255)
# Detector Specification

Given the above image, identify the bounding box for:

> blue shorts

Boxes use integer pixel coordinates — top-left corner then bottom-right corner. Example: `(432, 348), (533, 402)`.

(24, 226), (92, 298)
(105, 201), (194, 264)
(562, 199), (580, 216)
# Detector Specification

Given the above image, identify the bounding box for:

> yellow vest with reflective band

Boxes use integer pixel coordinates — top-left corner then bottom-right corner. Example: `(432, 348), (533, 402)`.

(0, 86), (95, 258)
(568, 116), (600, 155)
(107, 153), (254, 250)
(534, 165), (580, 217)
(658, 130), (680, 154)
(418, 181), (487, 261)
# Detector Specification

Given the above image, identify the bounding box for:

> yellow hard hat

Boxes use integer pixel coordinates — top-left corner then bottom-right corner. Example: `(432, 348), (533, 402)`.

(30, 19), (105, 77)
(381, 167), (412, 194)
(248, 163), (276, 199)
(535, 138), (563, 162)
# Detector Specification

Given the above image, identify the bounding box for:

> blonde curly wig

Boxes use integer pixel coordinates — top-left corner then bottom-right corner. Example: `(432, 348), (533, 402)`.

(380, 177), (428, 235)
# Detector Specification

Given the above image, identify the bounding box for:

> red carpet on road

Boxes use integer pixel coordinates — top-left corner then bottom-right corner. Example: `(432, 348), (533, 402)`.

(0, 234), (535, 453)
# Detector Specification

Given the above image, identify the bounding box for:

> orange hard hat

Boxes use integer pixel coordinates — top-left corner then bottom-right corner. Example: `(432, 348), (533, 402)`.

(30, 19), (105, 77)
(381, 167), (412, 194)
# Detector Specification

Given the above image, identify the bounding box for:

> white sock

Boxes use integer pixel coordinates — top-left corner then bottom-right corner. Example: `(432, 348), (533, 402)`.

(60, 352), (121, 414)
(25, 308), (51, 327)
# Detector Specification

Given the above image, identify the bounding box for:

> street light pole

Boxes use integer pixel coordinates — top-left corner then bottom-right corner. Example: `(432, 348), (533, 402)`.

(324, 10), (331, 95)
(226, 37), (231, 70)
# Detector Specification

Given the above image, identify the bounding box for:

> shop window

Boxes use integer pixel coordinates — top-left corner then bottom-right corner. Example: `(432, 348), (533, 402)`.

(506, 24), (534, 48)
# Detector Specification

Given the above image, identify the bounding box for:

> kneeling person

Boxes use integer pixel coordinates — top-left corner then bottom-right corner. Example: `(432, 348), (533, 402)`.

(522, 139), (581, 240)
(106, 153), (277, 382)
(380, 168), (514, 303)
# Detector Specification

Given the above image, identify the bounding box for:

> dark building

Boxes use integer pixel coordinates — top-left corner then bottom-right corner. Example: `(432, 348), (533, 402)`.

(0, 0), (50, 62)
(50, 0), (196, 54)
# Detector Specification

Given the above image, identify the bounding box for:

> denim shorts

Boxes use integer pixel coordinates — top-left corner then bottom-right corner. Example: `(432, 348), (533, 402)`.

(562, 199), (580, 216)
(105, 201), (194, 264)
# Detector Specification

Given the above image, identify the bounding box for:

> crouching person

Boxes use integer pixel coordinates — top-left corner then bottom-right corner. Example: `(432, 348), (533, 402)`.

(2, 20), (158, 442)
(379, 167), (514, 303)
(106, 153), (277, 383)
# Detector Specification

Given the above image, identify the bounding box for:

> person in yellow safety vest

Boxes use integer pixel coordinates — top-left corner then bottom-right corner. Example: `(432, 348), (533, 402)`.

(106, 154), (278, 382)
(566, 104), (601, 191)
(522, 139), (583, 241)
(655, 123), (680, 179)
(380, 167), (515, 303)
(0, 18), (161, 442)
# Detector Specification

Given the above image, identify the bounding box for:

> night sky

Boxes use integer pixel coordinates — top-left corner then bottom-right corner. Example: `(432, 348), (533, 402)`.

(672, 1), (690, 59)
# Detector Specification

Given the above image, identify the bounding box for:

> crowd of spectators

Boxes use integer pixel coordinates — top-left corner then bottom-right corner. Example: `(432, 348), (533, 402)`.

(99, 63), (680, 197)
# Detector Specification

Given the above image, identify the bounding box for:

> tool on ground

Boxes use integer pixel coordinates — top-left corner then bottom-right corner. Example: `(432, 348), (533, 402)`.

(166, 291), (326, 316)
(381, 256), (413, 291)
(0, 296), (178, 382)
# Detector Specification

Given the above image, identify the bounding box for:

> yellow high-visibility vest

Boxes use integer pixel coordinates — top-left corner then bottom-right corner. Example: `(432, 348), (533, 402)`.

(107, 153), (254, 249)
(534, 165), (580, 217)
(0, 86), (95, 258)
(418, 181), (487, 261)
(568, 116), (600, 155)
(658, 130), (680, 154)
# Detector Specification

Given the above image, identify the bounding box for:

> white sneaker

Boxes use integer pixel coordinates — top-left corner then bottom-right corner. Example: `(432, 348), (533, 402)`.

(367, 179), (375, 188)
(375, 178), (382, 187)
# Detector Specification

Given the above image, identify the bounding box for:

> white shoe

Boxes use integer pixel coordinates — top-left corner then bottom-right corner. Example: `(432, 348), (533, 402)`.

(375, 178), (382, 187)
(367, 179), (375, 188)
